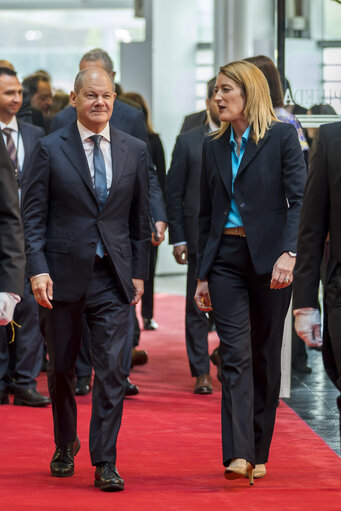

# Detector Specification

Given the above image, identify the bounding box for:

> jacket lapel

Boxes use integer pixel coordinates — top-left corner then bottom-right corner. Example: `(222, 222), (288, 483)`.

(235, 128), (271, 180)
(17, 120), (30, 177)
(213, 129), (233, 198)
(105, 125), (128, 204)
(60, 122), (97, 201)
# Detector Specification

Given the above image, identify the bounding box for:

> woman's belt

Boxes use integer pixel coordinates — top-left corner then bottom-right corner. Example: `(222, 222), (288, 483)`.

(222, 226), (246, 237)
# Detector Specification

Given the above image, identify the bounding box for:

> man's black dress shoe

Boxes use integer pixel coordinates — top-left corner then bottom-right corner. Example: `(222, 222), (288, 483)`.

(94, 462), (124, 491)
(210, 347), (222, 382)
(131, 347), (148, 368)
(124, 377), (139, 396)
(75, 375), (92, 396)
(50, 436), (80, 477)
(0, 389), (9, 404)
(194, 374), (213, 394)
(13, 388), (51, 407)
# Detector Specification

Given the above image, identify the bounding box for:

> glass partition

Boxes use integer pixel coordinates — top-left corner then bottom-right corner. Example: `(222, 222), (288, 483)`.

(283, 0), (341, 131)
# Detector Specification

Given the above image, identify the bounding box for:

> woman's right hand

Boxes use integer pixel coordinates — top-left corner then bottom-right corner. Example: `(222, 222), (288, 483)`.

(194, 279), (212, 311)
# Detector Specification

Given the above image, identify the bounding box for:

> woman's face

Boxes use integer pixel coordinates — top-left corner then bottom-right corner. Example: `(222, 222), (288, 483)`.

(214, 73), (246, 124)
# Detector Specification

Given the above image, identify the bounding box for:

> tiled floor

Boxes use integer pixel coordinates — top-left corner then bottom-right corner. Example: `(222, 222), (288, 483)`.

(155, 273), (341, 457)
(284, 348), (340, 456)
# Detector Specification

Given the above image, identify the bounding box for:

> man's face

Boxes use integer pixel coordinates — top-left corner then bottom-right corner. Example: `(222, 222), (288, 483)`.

(31, 79), (52, 115)
(0, 74), (23, 122)
(70, 69), (116, 133)
(206, 93), (220, 127)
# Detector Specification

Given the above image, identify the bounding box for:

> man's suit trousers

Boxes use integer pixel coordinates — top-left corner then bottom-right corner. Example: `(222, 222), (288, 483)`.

(40, 256), (129, 465)
(186, 253), (210, 377)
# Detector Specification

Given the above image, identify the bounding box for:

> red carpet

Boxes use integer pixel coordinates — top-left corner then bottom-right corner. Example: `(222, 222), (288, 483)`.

(0, 293), (340, 510)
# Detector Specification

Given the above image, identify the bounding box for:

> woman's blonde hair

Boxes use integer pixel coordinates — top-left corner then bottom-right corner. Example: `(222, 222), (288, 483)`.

(123, 91), (155, 135)
(215, 60), (277, 144)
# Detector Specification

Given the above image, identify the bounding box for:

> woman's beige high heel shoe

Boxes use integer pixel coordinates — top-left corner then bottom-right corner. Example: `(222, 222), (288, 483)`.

(253, 464), (266, 478)
(224, 458), (254, 485)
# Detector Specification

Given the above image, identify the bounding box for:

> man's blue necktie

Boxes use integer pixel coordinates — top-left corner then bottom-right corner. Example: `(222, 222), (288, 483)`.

(90, 135), (108, 257)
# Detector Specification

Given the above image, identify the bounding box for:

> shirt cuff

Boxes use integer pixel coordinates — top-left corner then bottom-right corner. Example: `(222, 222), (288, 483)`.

(30, 273), (49, 282)
(293, 308), (316, 316)
(8, 293), (21, 304)
(173, 242), (187, 247)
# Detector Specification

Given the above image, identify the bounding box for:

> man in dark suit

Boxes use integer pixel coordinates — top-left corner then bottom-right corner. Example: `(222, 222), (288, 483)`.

(179, 77), (216, 134)
(166, 78), (219, 394)
(0, 67), (49, 407)
(23, 66), (150, 491)
(294, 122), (341, 443)
(50, 49), (166, 396)
(0, 135), (25, 337)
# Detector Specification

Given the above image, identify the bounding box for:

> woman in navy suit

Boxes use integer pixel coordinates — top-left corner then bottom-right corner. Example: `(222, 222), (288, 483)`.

(194, 61), (306, 484)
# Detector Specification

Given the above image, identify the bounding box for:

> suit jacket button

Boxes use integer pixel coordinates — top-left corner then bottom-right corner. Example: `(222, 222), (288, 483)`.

(240, 202), (246, 209)
(90, 242), (96, 247)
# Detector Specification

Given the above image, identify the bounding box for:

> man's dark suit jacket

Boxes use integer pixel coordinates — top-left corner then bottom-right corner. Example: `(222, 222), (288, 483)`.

(22, 122), (150, 304)
(166, 124), (209, 254)
(0, 136), (25, 296)
(180, 109), (207, 134)
(294, 122), (341, 387)
(50, 99), (167, 223)
(196, 122), (306, 280)
(17, 120), (45, 201)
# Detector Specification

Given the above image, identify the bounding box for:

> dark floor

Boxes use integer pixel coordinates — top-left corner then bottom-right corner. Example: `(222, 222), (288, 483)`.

(284, 348), (340, 456)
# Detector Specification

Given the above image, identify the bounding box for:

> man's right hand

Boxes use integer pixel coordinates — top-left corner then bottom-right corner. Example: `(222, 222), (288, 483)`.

(294, 308), (322, 347)
(173, 244), (188, 265)
(31, 275), (54, 309)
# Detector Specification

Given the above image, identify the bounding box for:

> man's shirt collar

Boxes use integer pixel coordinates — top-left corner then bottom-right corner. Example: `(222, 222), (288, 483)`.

(77, 120), (110, 143)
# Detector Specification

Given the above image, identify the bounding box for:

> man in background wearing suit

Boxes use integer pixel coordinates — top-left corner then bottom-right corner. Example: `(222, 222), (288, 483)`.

(294, 121), (341, 444)
(0, 67), (49, 407)
(51, 48), (166, 396)
(0, 135), (25, 386)
(166, 78), (219, 394)
(179, 77), (216, 134)
(23, 67), (150, 491)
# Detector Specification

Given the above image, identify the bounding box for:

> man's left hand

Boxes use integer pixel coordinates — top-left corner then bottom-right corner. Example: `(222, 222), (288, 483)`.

(151, 221), (167, 246)
(131, 278), (144, 305)
(270, 252), (295, 289)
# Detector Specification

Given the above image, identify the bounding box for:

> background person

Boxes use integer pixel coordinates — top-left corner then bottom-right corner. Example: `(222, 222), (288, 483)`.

(0, 134), (26, 402)
(293, 121), (341, 447)
(166, 77), (219, 395)
(194, 61), (306, 483)
(0, 66), (49, 407)
(124, 91), (166, 331)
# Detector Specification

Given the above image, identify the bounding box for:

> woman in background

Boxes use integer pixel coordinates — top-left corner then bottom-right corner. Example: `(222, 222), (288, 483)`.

(124, 91), (166, 331)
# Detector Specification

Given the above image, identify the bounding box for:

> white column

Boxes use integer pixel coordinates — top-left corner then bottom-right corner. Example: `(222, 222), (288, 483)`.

(214, 0), (275, 71)
(152, 0), (198, 275)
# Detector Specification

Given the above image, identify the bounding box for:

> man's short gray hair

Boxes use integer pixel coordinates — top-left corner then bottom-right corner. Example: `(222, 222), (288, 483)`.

(80, 48), (114, 74)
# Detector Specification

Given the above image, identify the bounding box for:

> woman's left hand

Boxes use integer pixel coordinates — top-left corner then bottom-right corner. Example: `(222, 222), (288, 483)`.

(270, 252), (295, 289)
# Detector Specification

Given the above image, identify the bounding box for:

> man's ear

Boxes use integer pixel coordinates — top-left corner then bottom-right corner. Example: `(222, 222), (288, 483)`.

(70, 90), (77, 109)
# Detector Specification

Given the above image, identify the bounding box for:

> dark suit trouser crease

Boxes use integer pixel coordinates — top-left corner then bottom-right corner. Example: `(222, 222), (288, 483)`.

(186, 253), (210, 376)
(207, 236), (291, 466)
(325, 266), (341, 392)
(141, 244), (158, 320)
(39, 257), (130, 465)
